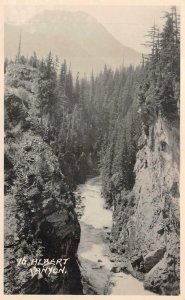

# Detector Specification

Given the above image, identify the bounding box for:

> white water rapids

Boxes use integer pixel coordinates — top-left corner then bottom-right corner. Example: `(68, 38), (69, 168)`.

(76, 176), (154, 295)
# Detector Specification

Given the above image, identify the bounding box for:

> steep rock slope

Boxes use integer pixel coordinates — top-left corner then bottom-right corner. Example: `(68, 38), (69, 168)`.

(110, 115), (180, 295)
(4, 63), (82, 294)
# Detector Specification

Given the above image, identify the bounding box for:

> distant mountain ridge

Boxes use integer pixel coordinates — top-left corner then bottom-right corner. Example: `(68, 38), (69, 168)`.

(5, 10), (141, 74)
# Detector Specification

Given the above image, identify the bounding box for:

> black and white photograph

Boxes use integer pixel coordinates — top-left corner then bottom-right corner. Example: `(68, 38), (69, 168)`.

(3, 0), (182, 296)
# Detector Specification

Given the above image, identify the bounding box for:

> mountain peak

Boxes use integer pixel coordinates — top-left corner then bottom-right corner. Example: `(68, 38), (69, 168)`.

(27, 10), (98, 26)
(5, 10), (141, 74)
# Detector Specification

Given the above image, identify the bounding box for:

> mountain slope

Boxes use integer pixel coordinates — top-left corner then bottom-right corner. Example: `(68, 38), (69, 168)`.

(5, 10), (141, 74)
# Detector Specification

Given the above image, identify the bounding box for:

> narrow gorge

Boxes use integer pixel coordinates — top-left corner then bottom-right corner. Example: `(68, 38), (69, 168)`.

(4, 7), (180, 296)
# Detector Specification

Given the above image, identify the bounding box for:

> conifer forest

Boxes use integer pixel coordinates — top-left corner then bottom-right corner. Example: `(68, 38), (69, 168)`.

(4, 6), (180, 295)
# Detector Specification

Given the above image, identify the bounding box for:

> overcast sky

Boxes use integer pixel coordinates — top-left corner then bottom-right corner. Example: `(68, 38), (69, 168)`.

(5, 5), (172, 53)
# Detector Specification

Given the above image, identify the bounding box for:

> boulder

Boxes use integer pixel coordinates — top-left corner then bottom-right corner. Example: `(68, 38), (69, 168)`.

(110, 266), (121, 273)
(144, 247), (166, 272)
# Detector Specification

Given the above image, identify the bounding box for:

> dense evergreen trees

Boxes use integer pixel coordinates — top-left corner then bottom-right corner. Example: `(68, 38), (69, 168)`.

(5, 7), (180, 196)
(2, 56), (144, 193)
(138, 7), (180, 125)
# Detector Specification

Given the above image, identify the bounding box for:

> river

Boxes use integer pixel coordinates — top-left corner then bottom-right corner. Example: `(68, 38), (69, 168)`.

(76, 176), (154, 295)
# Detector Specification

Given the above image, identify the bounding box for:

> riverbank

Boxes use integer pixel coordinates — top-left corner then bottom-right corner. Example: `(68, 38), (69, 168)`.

(75, 177), (154, 295)
(75, 177), (113, 294)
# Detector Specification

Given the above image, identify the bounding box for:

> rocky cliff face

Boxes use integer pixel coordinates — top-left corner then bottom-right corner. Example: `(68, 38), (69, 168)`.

(110, 115), (180, 295)
(4, 64), (82, 294)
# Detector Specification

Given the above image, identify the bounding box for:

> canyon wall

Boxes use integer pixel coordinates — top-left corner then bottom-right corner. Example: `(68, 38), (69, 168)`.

(110, 115), (180, 295)
(4, 64), (82, 294)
